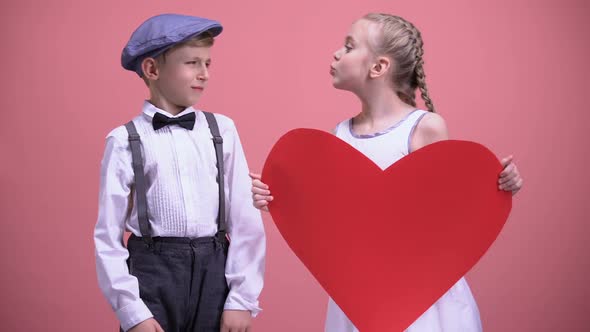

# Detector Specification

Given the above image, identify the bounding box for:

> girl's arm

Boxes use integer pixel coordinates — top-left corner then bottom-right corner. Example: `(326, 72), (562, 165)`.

(410, 113), (523, 195)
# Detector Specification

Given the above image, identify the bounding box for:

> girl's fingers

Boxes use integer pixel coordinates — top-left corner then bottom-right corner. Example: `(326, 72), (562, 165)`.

(253, 194), (272, 201)
(251, 186), (271, 195)
(499, 170), (518, 185)
(499, 162), (515, 178)
(252, 179), (269, 190)
(501, 155), (513, 168)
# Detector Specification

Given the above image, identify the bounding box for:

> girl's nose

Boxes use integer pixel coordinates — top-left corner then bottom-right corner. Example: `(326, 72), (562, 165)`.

(333, 50), (340, 61)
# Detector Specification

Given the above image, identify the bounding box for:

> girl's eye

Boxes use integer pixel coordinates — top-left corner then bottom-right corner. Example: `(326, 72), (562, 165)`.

(344, 45), (353, 53)
(186, 61), (197, 65)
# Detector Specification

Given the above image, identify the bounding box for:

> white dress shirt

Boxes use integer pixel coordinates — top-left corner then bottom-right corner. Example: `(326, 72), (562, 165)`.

(94, 101), (266, 331)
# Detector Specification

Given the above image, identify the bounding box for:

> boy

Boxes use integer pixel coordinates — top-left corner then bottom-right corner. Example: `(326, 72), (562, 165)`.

(94, 14), (265, 332)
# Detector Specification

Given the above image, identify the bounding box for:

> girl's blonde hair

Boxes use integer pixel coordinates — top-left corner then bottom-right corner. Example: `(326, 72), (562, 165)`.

(363, 13), (435, 112)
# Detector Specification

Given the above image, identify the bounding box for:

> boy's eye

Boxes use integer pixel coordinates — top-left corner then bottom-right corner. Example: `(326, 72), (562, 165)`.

(186, 61), (197, 65)
(344, 45), (353, 52)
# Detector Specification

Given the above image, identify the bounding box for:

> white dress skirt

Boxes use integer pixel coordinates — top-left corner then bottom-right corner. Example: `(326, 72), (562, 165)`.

(327, 111), (484, 331)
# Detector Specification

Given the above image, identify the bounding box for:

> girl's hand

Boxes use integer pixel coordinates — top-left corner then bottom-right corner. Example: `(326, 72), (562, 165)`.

(499, 155), (523, 195)
(249, 172), (273, 212)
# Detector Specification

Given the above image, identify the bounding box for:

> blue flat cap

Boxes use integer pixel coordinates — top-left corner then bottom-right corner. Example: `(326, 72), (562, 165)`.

(122, 13), (223, 76)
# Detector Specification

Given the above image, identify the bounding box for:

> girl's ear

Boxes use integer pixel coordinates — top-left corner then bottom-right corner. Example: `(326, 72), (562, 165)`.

(369, 56), (391, 79)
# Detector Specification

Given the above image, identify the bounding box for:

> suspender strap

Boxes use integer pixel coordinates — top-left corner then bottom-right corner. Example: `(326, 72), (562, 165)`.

(124, 121), (153, 246)
(203, 112), (227, 235)
(124, 113), (226, 244)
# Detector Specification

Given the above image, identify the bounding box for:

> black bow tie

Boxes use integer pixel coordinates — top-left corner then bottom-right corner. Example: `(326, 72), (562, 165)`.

(152, 112), (196, 131)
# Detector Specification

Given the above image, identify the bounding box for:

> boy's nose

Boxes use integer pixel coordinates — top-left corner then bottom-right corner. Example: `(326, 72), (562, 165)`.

(198, 69), (209, 81)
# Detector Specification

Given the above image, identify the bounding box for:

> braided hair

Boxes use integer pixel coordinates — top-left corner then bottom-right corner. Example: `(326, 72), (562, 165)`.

(363, 13), (435, 112)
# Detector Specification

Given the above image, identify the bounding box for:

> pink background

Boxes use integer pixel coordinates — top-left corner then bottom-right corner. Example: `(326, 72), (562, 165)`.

(1, 0), (588, 331)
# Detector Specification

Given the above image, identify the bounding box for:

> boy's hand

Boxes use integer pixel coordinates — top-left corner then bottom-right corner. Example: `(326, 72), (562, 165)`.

(128, 318), (164, 332)
(499, 155), (523, 195)
(220, 310), (252, 332)
(249, 172), (273, 212)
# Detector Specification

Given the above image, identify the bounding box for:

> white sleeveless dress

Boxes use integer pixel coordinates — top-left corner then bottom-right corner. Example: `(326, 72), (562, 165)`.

(325, 110), (483, 332)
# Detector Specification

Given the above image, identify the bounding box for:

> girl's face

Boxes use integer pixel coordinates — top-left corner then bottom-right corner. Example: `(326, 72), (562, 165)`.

(330, 19), (376, 93)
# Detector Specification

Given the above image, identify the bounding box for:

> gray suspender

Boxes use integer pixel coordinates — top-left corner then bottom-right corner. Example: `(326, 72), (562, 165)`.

(203, 112), (227, 235)
(124, 112), (226, 246)
(124, 121), (153, 246)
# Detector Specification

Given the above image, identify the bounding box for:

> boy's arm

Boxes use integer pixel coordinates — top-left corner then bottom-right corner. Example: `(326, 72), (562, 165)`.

(223, 120), (266, 316)
(94, 134), (153, 331)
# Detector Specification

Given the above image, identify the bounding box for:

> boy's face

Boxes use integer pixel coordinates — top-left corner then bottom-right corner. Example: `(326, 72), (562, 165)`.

(154, 44), (211, 108)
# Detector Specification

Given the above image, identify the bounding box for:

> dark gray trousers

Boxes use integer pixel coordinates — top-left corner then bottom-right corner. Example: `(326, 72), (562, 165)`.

(122, 234), (229, 332)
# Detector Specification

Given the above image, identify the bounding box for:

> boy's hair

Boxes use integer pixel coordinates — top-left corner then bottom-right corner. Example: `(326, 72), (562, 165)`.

(363, 13), (435, 112)
(141, 31), (215, 85)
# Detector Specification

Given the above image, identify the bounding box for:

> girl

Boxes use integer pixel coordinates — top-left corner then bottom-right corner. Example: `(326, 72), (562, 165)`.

(250, 13), (522, 332)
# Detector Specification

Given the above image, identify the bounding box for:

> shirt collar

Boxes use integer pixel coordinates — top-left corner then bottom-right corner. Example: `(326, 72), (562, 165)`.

(141, 100), (196, 119)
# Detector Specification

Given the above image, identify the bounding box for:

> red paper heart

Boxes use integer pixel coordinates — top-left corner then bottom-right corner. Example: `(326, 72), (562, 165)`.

(262, 129), (511, 331)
